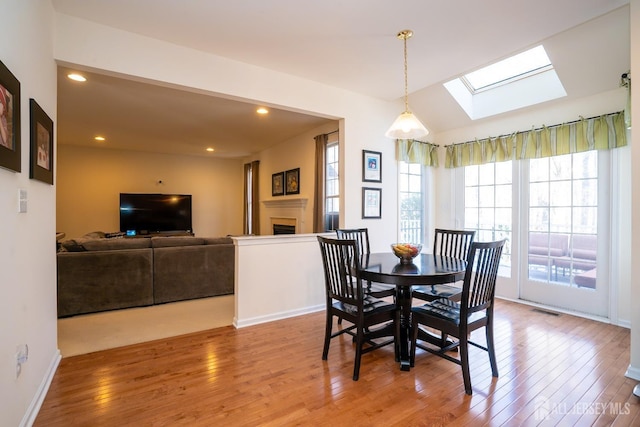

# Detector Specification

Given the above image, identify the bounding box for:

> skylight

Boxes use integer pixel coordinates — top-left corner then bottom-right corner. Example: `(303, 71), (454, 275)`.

(444, 45), (566, 120)
(462, 45), (552, 93)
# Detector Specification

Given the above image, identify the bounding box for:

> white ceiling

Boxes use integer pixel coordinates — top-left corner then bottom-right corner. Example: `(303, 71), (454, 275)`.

(52, 0), (630, 158)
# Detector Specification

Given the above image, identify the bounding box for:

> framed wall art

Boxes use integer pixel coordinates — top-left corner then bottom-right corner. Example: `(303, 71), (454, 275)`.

(362, 149), (381, 182)
(0, 60), (21, 173)
(272, 171), (285, 196)
(285, 168), (300, 195)
(362, 187), (382, 219)
(29, 99), (54, 184)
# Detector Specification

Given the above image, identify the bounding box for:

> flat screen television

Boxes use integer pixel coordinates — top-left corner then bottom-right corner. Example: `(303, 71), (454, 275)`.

(119, 193), (192, 235)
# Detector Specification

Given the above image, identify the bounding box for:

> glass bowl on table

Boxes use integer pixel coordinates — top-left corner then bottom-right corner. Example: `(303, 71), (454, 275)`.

(391, 243), (422, 264)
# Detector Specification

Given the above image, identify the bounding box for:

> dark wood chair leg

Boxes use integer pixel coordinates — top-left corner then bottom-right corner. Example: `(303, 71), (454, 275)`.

(353, 326), (364, 381)
(322, 312), (333, 360)
(459, 332), (472, 395)
(486, 317), (499, 377)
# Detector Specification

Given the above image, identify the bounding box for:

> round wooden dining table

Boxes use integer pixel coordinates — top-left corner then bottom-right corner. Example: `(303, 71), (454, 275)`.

(359, 252), (467, 371)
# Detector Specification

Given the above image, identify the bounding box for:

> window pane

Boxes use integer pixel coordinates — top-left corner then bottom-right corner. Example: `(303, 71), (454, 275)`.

(408, 174), (422, 191)
(529, 208), (549, 231)
(573, 151), (597, 179)
(530, 158), (548, 182)
(550, 155), (571, 181)
(479, 208), (495, 229)
(549, 181), (571, 207)
(465, 186), (478, 208)
(573, 207), (597, 234)
(549, 207), (571, 233)
(495, 162), (513, 184)
(478, 163), (495, 185)
(529, 182), (548, 207)
(465, 208), (479, 229)
(465, 165), (478, 186)
(478, 186), (495, 207)
(495, 184), (511, 207)
(573, 179), (597, 206)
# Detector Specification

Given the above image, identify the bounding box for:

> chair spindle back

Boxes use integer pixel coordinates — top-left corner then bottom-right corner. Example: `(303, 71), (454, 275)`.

(460, 240), (505, 316)
(433, 229), (476, 260)
(318, 236), (363, 306)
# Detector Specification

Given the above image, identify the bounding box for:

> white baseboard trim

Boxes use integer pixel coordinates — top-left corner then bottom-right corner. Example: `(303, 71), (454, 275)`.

(234, 304), (325, 329)
(496, 296), (620, 326)
(625, 365), (640, 381)
(21, 349), (61, 427)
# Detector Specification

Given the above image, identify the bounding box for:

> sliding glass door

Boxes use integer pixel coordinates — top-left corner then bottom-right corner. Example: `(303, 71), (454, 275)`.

(520, 151), (609, 316)
(460, 150), (610, 317)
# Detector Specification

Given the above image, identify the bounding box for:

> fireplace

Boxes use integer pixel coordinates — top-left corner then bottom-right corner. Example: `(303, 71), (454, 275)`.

(270, 217), (297, 235)
(273, 224), (296, 235)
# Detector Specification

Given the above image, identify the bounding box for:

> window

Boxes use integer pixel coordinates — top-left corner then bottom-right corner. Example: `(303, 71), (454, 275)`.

(399, 162), (424, 243)
(464, 162), (512, 276)
(324, 140), (339, 231)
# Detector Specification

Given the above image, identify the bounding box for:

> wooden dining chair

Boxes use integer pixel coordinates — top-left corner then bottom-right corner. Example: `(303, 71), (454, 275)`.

(335, 228), (395, 298)
(409, 239), (506, 395)
(317, 236), (398, 381)
(412, 229), (475, 302)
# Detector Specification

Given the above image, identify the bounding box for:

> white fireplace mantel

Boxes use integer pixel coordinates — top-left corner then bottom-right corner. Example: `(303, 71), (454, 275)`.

(261, 198), (308, 209)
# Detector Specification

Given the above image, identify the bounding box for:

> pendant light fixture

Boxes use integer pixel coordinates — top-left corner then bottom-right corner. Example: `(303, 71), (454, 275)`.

(385, 29), (429, 140)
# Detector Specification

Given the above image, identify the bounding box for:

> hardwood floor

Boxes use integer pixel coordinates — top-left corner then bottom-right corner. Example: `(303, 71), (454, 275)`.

(35, 299), (640, 426)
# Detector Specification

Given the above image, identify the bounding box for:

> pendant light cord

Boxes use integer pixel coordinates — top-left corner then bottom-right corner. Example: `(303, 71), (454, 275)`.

(403, 34), (409, 112)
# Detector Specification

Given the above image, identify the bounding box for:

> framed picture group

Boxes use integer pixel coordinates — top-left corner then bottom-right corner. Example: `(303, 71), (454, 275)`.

(0, 59), (55, 185)
(0, 60), (21, 173)
(362, 149), (382, 219)
(272, 167), (300, 196)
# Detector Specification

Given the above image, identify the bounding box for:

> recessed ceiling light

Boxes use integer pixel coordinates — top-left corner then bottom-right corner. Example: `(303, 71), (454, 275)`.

(206, 147), (214, 152)
(94, 136), (105, 141)
(67, 73), (87, 82)
(256, 107), (269, 115)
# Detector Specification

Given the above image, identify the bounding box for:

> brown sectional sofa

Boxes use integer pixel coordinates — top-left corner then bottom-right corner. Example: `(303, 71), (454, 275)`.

(57, 235), (234, 317)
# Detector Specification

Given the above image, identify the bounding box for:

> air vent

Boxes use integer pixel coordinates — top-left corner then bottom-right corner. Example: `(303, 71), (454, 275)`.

(532, 308), (560, 316)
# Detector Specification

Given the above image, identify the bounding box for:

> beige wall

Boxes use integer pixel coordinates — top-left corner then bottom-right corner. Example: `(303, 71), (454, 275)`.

(57, 145), (244, 238)
(0, 1), (58, 425)
(246, 121), (338, 235)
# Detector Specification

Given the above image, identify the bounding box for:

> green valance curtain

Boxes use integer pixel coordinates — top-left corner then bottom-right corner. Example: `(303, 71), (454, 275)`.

(396, 139), (439, 167)
(444, 111), (627, 168)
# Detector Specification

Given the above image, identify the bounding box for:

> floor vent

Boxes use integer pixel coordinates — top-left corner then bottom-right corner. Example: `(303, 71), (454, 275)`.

(532, 308), (560, 316)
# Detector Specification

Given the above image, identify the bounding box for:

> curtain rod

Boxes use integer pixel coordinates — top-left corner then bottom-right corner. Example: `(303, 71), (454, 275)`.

(444, 111), (623, 148)
(327, 130), (339, 135)
(411, 139), (439, 147)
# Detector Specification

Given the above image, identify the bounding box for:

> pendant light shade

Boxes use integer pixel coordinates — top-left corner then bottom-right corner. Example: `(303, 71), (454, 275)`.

(385, 111), (429, 139)
(386, 30), (429, 140)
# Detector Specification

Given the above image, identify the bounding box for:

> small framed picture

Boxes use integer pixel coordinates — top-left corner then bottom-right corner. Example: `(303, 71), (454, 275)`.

(363, 150), (382, 182)
(29, 99), (54, 184)
(272, 171), (285, 196)
(285, 167), (300, 195)
(362, 187), (382, 219)
(0, 60), (21, 173)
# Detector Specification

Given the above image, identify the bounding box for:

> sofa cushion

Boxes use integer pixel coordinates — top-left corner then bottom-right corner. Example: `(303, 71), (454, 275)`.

(150, 236), (206, 248)
(60, 239), (87, 252)
(57, 248), (154, 317)
(204, 237), (233, 245)
(81, 238), (151, 251)
(153, 243), (234, 304)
